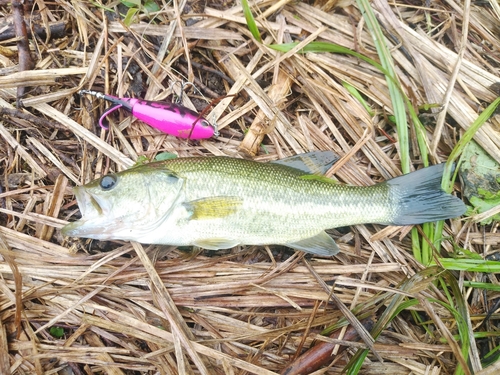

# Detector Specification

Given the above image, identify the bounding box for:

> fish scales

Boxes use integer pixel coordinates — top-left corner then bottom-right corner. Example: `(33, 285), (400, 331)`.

(163, 157), (395, 240)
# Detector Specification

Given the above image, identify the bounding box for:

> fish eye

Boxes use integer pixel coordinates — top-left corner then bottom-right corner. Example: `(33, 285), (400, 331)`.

(200, 119), (210, 127)
(100, 175), (117, 191)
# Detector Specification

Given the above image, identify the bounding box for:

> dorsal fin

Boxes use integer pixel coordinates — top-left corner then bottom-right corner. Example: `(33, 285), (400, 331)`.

(271, 151), (339, 175)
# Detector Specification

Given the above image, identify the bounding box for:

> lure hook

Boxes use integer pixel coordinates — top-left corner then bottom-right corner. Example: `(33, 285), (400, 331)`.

(170, 81), (195, 104)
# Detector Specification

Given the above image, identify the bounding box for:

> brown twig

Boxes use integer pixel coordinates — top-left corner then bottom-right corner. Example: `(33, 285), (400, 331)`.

(281, 318), (374, 375)
(0, 17), (66, 42)
(0, 107), (67, 131)
(12, 0), (33, 104)
(179, 57), (236, 86)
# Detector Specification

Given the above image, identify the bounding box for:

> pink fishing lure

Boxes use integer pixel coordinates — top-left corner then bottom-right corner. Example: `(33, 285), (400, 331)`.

(79, 90), (217, 139)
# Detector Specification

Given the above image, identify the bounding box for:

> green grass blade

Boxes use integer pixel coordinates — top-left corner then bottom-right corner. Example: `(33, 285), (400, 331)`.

(240, 0), (261, 42)
(344, 267), (441, 374)
(432, 258), (500, 272)
(439, 271), (475, 375)
(462, 281), (500, 291)
(355, 0), (409, 173)
(268, 42), (387, 73)
(342, 81), (374, 116)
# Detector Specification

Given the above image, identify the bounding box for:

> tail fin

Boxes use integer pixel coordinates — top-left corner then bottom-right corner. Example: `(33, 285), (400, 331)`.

(387, 164), (466, 225)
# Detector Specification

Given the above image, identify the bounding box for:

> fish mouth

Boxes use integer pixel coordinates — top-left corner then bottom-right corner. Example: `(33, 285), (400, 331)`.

(61, 186), (111, 238)
(76, 186), (103, 217)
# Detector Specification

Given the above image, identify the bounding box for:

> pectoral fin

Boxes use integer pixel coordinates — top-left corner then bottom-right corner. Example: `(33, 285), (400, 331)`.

(184, 196), (243, 220)
(193, 238), (240, 250)
(286, 231), (339, 256)
(271, 151), (339, 175)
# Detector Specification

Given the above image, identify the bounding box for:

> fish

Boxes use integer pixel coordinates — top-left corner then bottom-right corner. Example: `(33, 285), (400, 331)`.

(62, 151), (466, 256)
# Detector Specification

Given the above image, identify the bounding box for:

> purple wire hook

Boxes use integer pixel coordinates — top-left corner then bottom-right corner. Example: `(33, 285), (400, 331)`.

(98, 104), (122, 130)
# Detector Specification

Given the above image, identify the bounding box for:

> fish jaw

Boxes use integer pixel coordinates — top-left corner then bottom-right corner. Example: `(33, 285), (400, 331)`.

(61, 186), (118, 239)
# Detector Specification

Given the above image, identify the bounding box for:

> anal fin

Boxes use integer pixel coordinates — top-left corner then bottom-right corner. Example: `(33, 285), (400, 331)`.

(286, 231), (339, 256)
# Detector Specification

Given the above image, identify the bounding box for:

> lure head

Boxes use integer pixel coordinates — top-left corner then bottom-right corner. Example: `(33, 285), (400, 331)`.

(188, 116), (218, 139)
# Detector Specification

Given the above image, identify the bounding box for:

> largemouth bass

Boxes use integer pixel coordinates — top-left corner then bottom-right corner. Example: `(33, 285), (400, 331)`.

(62, 152), (466, 256)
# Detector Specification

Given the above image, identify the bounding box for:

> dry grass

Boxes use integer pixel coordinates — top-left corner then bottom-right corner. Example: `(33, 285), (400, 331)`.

(0, 0), (499, 374)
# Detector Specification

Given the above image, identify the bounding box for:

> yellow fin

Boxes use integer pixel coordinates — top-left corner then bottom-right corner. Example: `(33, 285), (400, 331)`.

(193, 238), (240, 250)
(184, 196), (243, 220)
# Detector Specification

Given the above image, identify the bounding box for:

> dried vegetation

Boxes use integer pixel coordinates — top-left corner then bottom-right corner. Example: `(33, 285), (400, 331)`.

(0, 0), (499, 374)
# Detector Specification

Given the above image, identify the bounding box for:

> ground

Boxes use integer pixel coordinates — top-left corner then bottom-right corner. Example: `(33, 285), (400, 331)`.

(0, 0), (499, 374)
